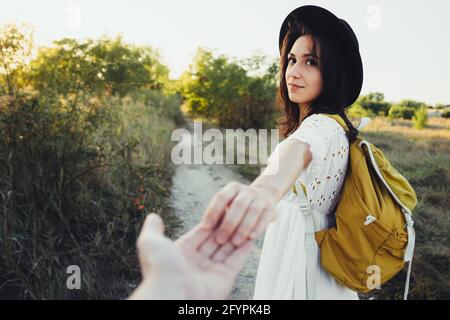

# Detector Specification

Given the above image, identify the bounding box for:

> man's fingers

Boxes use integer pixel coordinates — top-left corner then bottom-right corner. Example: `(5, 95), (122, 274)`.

(141, 213), (164, 236)
(215, 191), (253, 245)
(223, 241), (253, 274)
(198, 230), (221, 258)
(144, 212), (164, 233)
(201, 182), (242, 230)
(176, 223), (212, 250)
(211, 242), (235, 263)
(136, 213), (168, 276)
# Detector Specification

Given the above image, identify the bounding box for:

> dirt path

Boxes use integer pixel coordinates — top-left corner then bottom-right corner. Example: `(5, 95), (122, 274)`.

(167, 119), (264, 300)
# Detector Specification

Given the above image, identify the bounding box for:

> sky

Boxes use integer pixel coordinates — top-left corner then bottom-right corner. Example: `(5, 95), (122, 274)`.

(1, 0), (449, 105)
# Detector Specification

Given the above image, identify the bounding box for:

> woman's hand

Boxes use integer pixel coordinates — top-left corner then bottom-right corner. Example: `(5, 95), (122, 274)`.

(200, 181), (279, 247)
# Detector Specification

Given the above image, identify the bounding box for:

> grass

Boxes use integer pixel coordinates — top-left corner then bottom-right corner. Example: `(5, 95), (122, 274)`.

(363, 116), (450, 140)
(360, 121), (450, 299)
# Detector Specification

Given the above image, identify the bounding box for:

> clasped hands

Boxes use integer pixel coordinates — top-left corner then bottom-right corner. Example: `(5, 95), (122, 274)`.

(130, 181), (278, 300)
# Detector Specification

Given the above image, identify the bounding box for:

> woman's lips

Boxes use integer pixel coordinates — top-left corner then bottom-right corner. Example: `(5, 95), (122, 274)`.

(289, 84), (304, 90)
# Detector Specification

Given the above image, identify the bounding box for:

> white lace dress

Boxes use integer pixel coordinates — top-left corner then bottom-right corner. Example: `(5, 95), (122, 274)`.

(253, 114), (359, 300)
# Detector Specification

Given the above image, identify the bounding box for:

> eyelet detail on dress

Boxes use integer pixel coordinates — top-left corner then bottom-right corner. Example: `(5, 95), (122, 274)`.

(287, 114), (349, 216)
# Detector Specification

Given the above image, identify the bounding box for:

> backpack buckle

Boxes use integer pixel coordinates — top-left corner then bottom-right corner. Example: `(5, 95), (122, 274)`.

(364, 215), (376, 225)
(404, 215), (414, 228)
(401, 207), (415, 228)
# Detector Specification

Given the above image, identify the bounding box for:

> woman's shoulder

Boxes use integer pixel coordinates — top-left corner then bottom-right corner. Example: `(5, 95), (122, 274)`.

(303, 113), (343, 128)
(293, 113), (346, 139)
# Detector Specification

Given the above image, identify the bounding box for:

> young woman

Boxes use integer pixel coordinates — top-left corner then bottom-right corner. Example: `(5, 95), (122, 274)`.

(199, 5), (364, 299)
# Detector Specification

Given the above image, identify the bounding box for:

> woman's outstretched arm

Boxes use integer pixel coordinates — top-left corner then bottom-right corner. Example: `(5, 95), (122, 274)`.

(200, 139), (312, 249)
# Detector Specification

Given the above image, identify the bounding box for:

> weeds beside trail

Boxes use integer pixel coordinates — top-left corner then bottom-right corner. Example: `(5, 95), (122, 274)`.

(0, 91), (183, 299)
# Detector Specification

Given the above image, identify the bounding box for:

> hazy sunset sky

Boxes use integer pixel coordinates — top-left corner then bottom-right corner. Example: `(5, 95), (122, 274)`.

(2, 0), (449, 105)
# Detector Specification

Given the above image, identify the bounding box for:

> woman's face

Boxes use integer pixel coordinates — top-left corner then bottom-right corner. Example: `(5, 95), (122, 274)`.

(285, 35), (323, 109)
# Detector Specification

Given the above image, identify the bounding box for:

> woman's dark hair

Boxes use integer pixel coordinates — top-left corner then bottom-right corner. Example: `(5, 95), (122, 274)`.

(277, 20), (359, 142)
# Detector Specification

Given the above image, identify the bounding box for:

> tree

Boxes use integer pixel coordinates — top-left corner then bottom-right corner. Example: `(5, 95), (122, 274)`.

(0, 23), (34, 95)
(395, 99), (429, 110)
(357, 92), (391, 116)
(89, 37), (169, 96)
(28, 36), (169, 98)
(180, 48), (276, 128)
(433, 103), (446, 110)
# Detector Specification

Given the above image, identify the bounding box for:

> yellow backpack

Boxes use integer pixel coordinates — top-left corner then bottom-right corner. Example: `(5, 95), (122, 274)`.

(293, 113), (417, 299)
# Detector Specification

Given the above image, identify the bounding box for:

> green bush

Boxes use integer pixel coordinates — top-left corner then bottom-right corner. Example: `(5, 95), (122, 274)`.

(347, 103), (375, 118)
(357, 92), (391, 116)
(396, 99), (428, 110)
(441, 110), (450, 118)
(388, 106), (416, 120)
(413, 107), (428, 129)
(131, 89), (184, 126)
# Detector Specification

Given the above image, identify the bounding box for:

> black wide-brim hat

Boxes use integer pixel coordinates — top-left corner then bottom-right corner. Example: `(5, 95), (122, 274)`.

(279, 5), (363, 107)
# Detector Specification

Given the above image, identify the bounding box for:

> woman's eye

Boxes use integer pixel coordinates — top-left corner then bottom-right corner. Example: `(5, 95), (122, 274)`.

(288, 57), (296, 64)
(306, 59), (317, 66)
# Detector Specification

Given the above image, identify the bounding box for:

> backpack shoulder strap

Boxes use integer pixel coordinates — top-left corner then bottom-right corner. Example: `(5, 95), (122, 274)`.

(321, 113), (372, 132)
